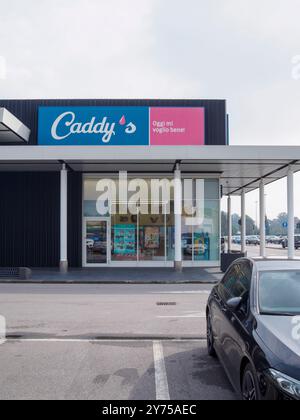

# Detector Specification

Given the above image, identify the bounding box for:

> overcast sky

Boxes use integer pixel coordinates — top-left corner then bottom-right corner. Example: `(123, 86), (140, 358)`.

(1, 0), (300, 220)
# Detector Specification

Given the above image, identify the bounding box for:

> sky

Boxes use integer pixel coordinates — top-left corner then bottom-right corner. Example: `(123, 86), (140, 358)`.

(1, 0), (300, 221)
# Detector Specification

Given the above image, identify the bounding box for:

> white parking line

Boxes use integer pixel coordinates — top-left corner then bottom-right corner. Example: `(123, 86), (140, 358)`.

(157, 311), (206, 319)
(157, 315), (205, 318)
(153, 340), (170, 400)
(152, 291), (210, 295)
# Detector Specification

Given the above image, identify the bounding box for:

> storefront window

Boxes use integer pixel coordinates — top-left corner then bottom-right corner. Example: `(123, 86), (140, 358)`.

(194, 200), (219, 261)
(111, 213), (137, 261)
(139, 212), (166, 261)
(181, 179), (220, 263)
(182, 222), (193, 261)
(83, 176), (220, 265)
(166, 205), (175, 261)
(85, 220), (108, 264)
(84, 178), (100, 217)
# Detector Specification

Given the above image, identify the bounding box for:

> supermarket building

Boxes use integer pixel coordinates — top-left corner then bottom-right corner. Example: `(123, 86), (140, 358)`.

(0, 99), (299, 272)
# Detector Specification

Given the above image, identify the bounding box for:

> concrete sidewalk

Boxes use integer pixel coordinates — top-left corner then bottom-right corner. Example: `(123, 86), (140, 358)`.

(0, 267), (223, 284)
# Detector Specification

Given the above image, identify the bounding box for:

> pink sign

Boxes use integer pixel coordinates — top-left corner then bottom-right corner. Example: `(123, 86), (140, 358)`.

(150, 107), (205, 146)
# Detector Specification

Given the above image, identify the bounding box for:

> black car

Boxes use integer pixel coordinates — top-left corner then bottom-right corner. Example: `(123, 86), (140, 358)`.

(206, 258), (300, 400)
(246, 236), (260, 246)
(282, 235), (300, 250)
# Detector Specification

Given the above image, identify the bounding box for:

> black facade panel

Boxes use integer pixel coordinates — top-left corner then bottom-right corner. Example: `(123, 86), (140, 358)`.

(68, 172), (82, 267)
(0, 99), (227, 146)
(0, 172), (60, 267)
(0, 171), (83, 268)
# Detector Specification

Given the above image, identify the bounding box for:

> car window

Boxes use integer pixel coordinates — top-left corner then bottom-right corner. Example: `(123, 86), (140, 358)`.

(259, 270), (300, 315)
(219, 262), (252, 303)
(219, 266), (237, 301)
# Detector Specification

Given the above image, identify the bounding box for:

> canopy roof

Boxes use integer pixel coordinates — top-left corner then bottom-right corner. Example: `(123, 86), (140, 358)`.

(0, 108), (31, 144)
(0, 145), (299, 196)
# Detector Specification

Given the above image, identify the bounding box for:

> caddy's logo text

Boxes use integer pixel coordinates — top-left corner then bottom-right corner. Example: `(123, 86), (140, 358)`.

(51, 112), (136, 144)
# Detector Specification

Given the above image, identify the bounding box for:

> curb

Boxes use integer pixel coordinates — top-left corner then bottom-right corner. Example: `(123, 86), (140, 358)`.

(6, 334), (207, 341)
(0, 280), (219, 285)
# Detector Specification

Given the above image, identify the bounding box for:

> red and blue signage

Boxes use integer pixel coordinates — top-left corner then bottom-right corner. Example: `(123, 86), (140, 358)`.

(38, 106), (205, 146)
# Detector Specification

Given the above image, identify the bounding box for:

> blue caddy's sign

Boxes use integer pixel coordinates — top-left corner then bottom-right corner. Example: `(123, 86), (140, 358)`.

(38, 106), (150, 146)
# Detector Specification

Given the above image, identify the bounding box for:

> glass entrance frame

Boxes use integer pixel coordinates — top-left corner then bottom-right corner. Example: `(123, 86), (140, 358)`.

(83, 217), (111, 267)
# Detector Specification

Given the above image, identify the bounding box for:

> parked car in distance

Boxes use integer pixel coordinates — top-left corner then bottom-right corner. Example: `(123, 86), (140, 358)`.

(266, 236), (281, 245)
(246, 235), (260, 246)
(206, 258), (300, 400)
(86, 238), (94, 249)
(92, 240), (107, 254)
(185, 242), (207, 255)
(232, 236), (241, 245)
(221, 237), (225, 253)
(282, 235), (300, 249)
(182, 237), (192, 255)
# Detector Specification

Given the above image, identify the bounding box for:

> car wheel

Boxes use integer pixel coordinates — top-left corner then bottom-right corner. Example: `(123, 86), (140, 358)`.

(206, 312), (217, 358)
(242, 364), (260, 401)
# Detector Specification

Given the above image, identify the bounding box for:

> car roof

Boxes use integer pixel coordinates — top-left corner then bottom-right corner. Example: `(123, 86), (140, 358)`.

(240, 257), (300, 271)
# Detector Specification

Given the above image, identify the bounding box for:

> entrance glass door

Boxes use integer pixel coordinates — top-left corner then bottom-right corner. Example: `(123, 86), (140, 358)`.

(84, 218), (109, 266)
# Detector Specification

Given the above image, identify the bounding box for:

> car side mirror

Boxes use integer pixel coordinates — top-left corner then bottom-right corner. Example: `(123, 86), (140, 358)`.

(226, 297), (242, 311)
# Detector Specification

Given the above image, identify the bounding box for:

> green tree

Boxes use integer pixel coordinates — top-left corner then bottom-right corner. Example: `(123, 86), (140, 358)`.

(265, 216), (271, 236)
(221, 212), (258, 236)
(246, 215), (258, 235)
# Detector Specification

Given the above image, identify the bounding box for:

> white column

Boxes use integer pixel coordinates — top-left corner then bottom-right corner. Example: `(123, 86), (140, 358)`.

(227, 196), (232, 253)
(241, 189), (246, 254)
(287, 166), (295, 260)
(60, 164), (68, 272)
(259, 180), (266, 258)
(174, 164), (182, 271)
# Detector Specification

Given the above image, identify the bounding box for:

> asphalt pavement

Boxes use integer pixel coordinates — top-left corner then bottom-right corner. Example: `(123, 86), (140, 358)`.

(0, 283), (212, 339)
(0, 283), (237, 400)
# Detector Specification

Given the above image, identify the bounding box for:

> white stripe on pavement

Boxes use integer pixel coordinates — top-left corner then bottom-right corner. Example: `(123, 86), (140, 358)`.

(157, 315), (205, 318)
(157, 311), (206, 319)
(153, 340), (170, 400)
(152, 291), (210, 294)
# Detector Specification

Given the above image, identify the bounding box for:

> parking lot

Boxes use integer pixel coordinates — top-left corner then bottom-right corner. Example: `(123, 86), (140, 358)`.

(0, 283), (237, 400)
(231, 243), (300, 258)
(0, 340), (236, 400)
(0, 245), (294, 400)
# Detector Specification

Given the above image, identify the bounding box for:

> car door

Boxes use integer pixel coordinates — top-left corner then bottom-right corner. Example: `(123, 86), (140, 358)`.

(217, 261), (252, 389)
(210, 265), (238, 362)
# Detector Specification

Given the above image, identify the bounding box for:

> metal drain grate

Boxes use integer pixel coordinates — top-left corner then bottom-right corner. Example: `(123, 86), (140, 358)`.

(156, 302), (177, 306)
(0, 267), (32, 280)
(0, 267), (19, 278)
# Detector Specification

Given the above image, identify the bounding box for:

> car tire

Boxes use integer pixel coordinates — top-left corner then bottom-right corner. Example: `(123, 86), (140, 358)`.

(206, 312), (217, 358)
(241, 363), (261, 401)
